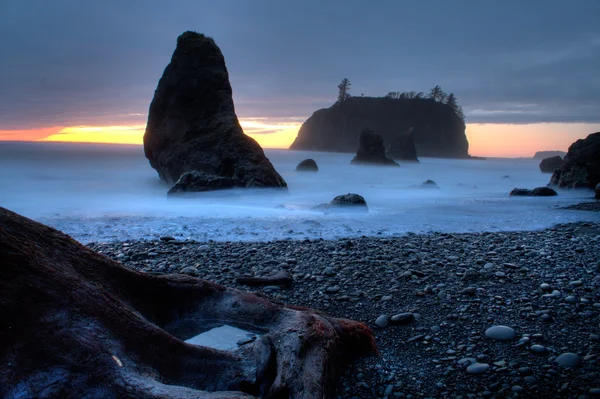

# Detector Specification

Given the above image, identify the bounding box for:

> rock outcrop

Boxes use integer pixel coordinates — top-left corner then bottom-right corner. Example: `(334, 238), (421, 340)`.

(539, 156), (564, 173)
(296, 159), (319, 172)
(329, 193), (368, 209)
(387, 129), (419, 162)
(0, 206), (375, 398)
(351, 129), (398, 166)
(510, 187), (558, 197)
(144, 31), (286, 191)
(549, 132), (600, 189)
(533, 150), (566, 159)
(290, 96), (469, 158)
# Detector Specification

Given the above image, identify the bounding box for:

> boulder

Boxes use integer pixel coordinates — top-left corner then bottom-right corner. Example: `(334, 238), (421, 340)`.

(168, 171), (236, 195)
(296, 158), (319, 172)
(290, 96), (468, 158)
(421, 179), (439, 188)
(533, 150), (566, 160)
(0, 206), (375, 398)
(549, 132), (600, 189)
(143, 31), (286, 192)
(539, 156), (564, 173)
(510, 187), (558, 197)
(351, 129), (399, 166)
(387, 130), (419, 162)
(317, 193), (368, 212)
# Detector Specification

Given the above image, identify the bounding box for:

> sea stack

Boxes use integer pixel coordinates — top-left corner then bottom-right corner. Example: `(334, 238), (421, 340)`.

(387, 129), (419, 162)
(549, 132), (600, 189)
(144, 31), (287, 192)
(351, 129), (399, 166)
(539, 156), (564, 173)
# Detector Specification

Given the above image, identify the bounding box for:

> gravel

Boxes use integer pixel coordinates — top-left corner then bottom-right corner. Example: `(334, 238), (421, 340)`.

(89, 221), (600, 398)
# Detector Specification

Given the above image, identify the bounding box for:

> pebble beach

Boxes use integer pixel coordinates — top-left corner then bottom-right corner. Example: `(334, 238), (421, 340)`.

(90, 219), (600, 398)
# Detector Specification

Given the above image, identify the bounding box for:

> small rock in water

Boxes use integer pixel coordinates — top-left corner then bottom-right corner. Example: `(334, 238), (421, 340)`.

(160, 236), (176, 242)
(375, 315), (389, 329)
(555, 353), (582, 368)
(485, 326), (517, 341)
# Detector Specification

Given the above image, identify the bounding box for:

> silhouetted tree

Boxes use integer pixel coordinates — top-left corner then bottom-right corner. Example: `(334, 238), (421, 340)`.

(429, 85), (445, 102)
(337, 78), (351, 104)
(445, 93), (457, 110)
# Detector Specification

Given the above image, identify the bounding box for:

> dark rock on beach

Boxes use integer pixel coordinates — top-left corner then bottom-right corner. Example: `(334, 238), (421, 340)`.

(328, 193), (368, 210)
(539, 155), (564, 173)
(387, 129), (419, 162)
(167, 171), (237, 195)
(296, 158), (319, 172)
(290, 96), (469, 158)
(351, 129), (399, 166)
(143, 31), (286, 192)
(550, 132), (600, 189)
(510, 187), (557, 196)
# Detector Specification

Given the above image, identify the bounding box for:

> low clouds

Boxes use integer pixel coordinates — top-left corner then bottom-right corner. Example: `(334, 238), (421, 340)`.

(1, 0), (599, 130)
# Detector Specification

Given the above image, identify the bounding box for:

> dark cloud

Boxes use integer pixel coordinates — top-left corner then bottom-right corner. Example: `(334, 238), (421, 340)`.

(1, 0), (599, 130)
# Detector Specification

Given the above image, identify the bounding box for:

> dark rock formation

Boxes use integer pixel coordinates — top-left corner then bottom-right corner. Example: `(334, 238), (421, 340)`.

(290, 96), (468, 158)
(296, 158), (319, 172)
(315, 194), (368, 212)
(387, 129), (419, 162)
(596, 183), (600, 199)
(549, 132), (600, 189)
(351, 129), (399, 166)
(539, 156), (564, 173)
(0, 207), (375, 398)
(533, 150), (566, 159)
(421, 179), (438, 188)
(167, 171), (236, 195)
(510, 187), (558, 197)
(143, 31), (286, 191)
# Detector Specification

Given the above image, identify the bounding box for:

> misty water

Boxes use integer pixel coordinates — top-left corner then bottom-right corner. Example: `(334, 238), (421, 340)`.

(1, 141), (598, 243)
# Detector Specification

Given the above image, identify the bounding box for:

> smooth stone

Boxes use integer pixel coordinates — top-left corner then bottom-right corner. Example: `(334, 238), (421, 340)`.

(555, 353), (582, 368)
(375, 315), (389, 329)
(485, 325), (517, 341)
(540, 283), (551, 291)
(530, 345), (548, 354)
(466, 363), (490, 375)
(390, 312), (415, 325)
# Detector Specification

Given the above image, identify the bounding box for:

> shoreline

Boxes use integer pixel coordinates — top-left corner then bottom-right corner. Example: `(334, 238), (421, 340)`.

(90, 221), (600, 398)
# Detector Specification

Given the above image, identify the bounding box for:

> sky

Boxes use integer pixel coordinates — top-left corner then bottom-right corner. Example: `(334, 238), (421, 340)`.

(1, 0), (599, 157)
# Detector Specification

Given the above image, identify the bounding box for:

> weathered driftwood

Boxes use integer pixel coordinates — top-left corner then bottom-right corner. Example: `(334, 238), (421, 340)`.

(236, 271), (293, 288)
(0, 207), (375, 398)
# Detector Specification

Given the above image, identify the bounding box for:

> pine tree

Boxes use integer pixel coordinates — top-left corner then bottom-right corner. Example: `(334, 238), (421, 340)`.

(429, 85), (445, 102)
(337, 78), (351, 104)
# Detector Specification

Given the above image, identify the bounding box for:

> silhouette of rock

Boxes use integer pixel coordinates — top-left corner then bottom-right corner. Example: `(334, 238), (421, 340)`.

(422, 179), (439, 188)
(0, 206), (375, 398)
(296, 158), (319, 172)
(388, 129), (419, 162)
(539, 156), (564, 173)
(290, 96), (468, 158)
(351, 129), (398, 166)
(549, 132), (600, 189)
(144, 31), (286, 192)
(317, 193), (369, 212)
(167, 171), (237, 195)
(510, 187), (557, 196)
(533, 150), (566, 159)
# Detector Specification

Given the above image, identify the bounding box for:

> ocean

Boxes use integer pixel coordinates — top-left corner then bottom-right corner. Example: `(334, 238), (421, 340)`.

(1, 141), (598, 243)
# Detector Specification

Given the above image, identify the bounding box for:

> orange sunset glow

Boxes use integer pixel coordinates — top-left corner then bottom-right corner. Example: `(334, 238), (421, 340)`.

(1, 121), (599, 157)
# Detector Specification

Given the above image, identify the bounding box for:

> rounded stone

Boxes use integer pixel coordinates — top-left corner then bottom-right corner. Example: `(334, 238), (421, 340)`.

(466, 363), (490, 375)
(390, 312), (415, 325)
(530, 345), (548, 354)
(540, 283), (552, 291)
(555, 353), (582, 368)
(485, 325), (517, 341)
(375, 315), (389, 329)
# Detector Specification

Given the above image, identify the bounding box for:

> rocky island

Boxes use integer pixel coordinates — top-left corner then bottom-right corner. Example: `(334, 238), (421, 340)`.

(144, 32), (286, 193)
(290, 93), (469, 158)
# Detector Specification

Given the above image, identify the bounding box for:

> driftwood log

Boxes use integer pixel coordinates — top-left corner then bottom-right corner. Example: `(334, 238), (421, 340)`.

(0, 207), (375, 398)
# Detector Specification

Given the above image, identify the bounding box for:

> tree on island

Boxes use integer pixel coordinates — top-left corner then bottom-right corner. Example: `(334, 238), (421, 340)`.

(386, 91), (425, 100)
(445, 93), (465, 122)
(429, 85), (446, 102)
(337, 78), (351, 104)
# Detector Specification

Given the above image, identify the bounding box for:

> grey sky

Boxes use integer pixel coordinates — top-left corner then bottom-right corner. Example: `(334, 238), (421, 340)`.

(1, 0), (599, 130)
